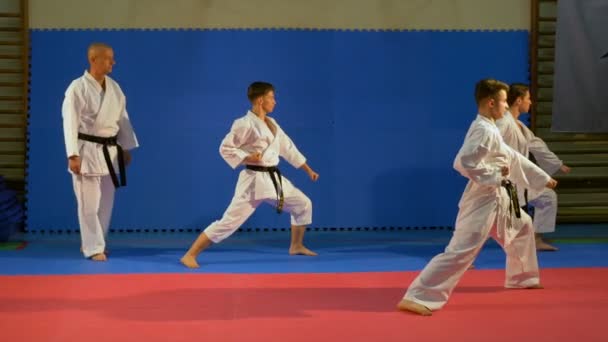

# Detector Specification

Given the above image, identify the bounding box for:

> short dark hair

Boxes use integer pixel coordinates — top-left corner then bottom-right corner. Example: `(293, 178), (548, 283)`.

(507, 83), (529, 106)
(247, 82), (275, 102)
(474, 79), (509, 105)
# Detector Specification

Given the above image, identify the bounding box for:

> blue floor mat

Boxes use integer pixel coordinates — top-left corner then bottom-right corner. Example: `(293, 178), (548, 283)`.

(1, 226), (608, 276)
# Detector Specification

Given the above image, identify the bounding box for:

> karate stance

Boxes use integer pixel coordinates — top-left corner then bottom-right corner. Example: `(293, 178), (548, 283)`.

(62, 43), (139, 261)
(397, 79), (557, 316)
(496, 83), (570, 251)
(181, 82), (319, 269)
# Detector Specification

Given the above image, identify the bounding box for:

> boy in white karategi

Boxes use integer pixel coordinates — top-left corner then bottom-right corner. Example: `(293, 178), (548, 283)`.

(496, 83), (571, 251)
(397, 79), (557, 316)
(181, 82), (319, 268)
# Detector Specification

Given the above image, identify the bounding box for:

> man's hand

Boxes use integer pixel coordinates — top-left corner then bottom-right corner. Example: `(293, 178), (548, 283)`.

(68, 156), (81, 174)
(501, 166), (509, 176)
(245, 152), (262, 163)
(560, 164), (571, 174)
(546, 178), (558, 189)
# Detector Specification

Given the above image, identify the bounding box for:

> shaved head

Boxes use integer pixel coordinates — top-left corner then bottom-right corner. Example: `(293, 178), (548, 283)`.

(87, 42), (112, 59)
(87, 42), (115, 78)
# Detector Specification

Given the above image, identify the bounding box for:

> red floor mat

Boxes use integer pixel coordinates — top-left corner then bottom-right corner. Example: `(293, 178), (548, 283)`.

(0, 268), (606, 341)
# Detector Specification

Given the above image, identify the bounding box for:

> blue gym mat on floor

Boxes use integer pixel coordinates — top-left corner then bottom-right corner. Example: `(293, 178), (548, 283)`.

(2, 225), (607, 276)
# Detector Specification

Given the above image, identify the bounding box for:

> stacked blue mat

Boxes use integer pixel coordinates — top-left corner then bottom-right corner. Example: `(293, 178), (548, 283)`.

(0, 176), (23, 242)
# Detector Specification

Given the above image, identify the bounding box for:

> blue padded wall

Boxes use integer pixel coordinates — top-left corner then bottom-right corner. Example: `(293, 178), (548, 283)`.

(27, 29), (529, 230)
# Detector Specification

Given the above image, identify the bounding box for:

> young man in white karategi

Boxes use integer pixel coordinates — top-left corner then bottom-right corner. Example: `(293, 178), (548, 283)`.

(496, 83), (571, 251)
(62, 43), (139, 261)
(397, 79), (557, 316)
(181, 82), (319, 268)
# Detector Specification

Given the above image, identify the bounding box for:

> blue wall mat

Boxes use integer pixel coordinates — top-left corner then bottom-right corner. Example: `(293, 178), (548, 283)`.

(27, 29), (529, 230)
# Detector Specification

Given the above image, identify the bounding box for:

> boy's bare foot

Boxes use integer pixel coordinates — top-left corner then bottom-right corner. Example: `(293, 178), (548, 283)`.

(289, 245), (318, 256)
(90, 253), (107, 261)
(397, 299), (432, 316)
(82, 247), (110, 255)
(180, 255), (200, 268)
(536, 240), (558, 251)
(536, 235), (558, 251)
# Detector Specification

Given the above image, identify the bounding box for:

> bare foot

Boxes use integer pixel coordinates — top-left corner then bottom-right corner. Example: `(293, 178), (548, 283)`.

(90, 253), (107, 261)
(536, 240), (558, 251)
(397, 299), (432, 316)
(289, 246), (318, 256)
(525, 284), (544, 289)
(82, 247), (110, 255)
(180, 255), (200, 269)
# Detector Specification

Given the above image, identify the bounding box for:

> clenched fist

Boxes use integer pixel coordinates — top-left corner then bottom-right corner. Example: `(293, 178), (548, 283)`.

(68, 156), (81, 174)
(245, 152), (262, 163)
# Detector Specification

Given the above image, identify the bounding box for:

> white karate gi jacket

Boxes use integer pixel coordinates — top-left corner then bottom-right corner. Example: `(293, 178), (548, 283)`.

(219, 111), (307, 200)
(62, 71), (139, 176)
(496, 111), (563, 199)
(453, 115), (551, 246)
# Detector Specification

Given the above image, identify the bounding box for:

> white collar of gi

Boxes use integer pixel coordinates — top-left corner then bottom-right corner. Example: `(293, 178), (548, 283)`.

(247, 110), (267, 122)
(477, 114), (496, 125)
(83, 70), (105, 92)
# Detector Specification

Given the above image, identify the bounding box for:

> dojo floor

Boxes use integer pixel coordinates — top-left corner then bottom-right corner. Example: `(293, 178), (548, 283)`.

(1, 225), (607, 341)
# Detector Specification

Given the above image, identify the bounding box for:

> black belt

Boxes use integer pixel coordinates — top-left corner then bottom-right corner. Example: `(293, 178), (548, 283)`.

(246, 165), (284, 213)
(522, 188), (530, 215)
(78, 133), (126, 188)
(523, 153), (536, 214)
(501, 180), (521, 218)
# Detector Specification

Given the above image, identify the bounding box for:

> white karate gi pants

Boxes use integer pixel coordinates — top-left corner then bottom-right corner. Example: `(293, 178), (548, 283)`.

(527, 188), (558, 234)
(402, 211), (540, 311)
(204, 183), (312, 243)
(72, 174), (115, 257)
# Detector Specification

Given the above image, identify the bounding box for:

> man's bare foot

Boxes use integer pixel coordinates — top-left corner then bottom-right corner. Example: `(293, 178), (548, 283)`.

(289, 246), (318, 256)
(90, 253), (107, 261)
(397, 299), (432, 316)
(180, 255), (200, 268)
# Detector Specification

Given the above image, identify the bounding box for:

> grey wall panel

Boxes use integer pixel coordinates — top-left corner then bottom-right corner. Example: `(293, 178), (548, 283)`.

(30, 0), (530, 30)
